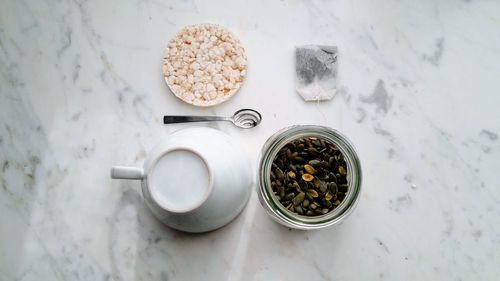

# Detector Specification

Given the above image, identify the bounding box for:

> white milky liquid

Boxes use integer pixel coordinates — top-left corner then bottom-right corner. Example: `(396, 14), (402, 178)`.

(150, 150), (210, 212)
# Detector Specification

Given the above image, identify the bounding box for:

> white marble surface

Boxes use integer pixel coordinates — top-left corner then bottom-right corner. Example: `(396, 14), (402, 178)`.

(1, 0), (499, 280)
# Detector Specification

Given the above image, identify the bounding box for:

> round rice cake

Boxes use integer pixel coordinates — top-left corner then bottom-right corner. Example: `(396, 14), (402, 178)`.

(162, 23), (247, 107)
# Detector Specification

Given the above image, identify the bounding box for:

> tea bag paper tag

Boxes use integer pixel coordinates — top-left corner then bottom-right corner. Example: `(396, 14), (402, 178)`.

(295, 45), (338, 102)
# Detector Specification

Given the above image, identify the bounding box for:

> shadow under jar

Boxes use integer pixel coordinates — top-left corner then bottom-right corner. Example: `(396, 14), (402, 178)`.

(257, 125), (362, 230)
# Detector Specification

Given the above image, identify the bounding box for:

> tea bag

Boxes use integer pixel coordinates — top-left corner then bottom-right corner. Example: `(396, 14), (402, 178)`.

(295, 45), (338, 101)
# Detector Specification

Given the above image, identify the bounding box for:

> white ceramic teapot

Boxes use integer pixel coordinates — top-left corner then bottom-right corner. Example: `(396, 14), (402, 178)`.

(110, 127), (252, 233)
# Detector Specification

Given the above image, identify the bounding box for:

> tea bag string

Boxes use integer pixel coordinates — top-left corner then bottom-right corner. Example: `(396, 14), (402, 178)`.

(314, 94), (327, 125)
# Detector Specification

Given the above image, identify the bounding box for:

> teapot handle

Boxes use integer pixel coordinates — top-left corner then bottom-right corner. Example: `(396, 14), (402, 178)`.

(110, 166), (144, 180)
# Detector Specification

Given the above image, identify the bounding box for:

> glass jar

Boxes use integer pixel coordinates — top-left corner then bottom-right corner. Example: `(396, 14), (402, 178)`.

(257, 125), (362, 230)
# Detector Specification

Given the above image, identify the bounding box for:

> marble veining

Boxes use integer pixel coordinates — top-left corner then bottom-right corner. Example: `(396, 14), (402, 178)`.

(1, 0), (499, 280)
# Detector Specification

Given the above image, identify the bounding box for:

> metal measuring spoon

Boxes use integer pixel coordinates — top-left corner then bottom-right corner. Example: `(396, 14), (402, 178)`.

(163, 109), (262, 129)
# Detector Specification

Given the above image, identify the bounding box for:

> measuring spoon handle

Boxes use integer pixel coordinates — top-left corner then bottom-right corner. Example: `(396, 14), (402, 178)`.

(163, 115), (230, 124)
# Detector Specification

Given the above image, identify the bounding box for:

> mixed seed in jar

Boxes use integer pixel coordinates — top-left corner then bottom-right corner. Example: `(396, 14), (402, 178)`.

(270, 137), (348, 216)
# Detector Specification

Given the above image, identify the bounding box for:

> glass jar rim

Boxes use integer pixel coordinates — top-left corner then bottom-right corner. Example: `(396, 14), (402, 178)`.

(257, 125), (362, 229)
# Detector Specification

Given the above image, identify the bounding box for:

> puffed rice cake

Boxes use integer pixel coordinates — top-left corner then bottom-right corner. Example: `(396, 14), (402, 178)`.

(162, 23), (247, 106)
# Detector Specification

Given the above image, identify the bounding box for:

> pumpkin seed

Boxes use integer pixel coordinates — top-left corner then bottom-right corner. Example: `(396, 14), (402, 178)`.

(302, 173), (314, 181)
(338, 184), (348, 193)
(308, 159), (321, 166)
(328, 172), (337, 182)
(295, 205), (304, 214)
(307, 147), (319, 156)
(328, 182), (338, 194)
(319, 182), (328, 193)
(293, 182), (301, 193)
(305, 139), (313, 148)
(306, 193), (314, 201)
(307, 189), (319, 198)
(299, 152), (309, 158)
(297, 143), (305, 152)
(307, 181), (315, 189)
(292, 192), (305, 206)
(325, 192), (333, 201)
(321, 198), (332, 208)
(328, 156), (335, 167)
(278, 185), (285, 198)
(294, 157), (305, 163)
(338, 166), (347, 176)
(313, 178), (322, 189)
(304, 164), (316, 174)
(302, 199), (310, 208)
